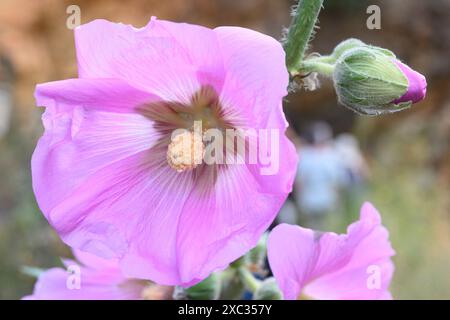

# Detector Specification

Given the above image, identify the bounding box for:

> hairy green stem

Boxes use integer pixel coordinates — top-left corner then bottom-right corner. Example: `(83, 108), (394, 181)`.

(284, 0), (324, 73)
(308, 55), (336, 64)
(238, 267), (261, 293)
(299, 59), (335, 77)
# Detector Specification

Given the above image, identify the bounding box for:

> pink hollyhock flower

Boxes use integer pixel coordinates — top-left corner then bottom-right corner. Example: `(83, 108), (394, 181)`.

(267, 202), (395, 300)
(23, 250), (153, 300)
(32, 18), (297, 286)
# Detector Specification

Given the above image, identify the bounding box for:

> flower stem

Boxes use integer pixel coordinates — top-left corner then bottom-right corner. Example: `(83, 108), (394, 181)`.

(299, 59), (335, 77)
(283, 0), (324, 74)
(238, 267), (261, 293)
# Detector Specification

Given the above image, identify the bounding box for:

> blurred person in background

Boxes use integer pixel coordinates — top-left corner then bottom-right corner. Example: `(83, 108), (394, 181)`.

(0, 54), (13, 139)
(334, 133), (370, 221)
(276, 194), (299, 226)
(294, 122), (346, 229)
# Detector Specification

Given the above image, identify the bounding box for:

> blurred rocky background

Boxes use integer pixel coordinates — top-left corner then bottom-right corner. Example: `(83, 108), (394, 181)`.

(0, 0), (449, 299)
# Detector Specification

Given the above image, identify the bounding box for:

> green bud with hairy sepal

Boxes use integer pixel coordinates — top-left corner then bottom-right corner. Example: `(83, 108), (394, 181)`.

(332, 39), (396, 60)
(330, 38), (365, 61)
(333, 47), (412, 115)
(253, 278), (282, 300)
(174, 273), (221, 300)
(303, 39), (395, 70)
(298, 38), (426, 113)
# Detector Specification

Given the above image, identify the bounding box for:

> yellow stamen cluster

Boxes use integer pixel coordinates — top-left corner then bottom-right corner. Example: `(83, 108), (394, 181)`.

(167, 130), (204, 172)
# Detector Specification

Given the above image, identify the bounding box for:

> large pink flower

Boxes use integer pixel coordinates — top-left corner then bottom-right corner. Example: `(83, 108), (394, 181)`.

(24, 250), (146, 300)
(32, 18), (297, 286)
(267, 202), (395, 300)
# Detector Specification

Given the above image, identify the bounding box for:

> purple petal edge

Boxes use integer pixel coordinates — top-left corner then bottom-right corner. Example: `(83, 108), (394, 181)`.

(392, 59), (427, 104)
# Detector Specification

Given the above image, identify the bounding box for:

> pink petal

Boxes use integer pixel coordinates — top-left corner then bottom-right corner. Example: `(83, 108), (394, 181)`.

(33, 78), (189, 284)
(304, 203), (395, 300)
(268, 202), (395, 300)
(392, 60), (427, 104)
(267, 224), (317, 300)
(214, 27), (296, 195)
(176, 164), (289, 284)
(75, 18), (223, 103)
(35, 78), (160, 113)
(151, 19), (225, 92)
(246, 132), (298, 206)
(304, 259), (394, 300)
(32, 80), (163, 216)
(59, 256), (124, 287)
(214, 26), (289, 129)
(73, 249), (120, 271)
(43, 144), (197, 285)
(24, 266), (143, 300)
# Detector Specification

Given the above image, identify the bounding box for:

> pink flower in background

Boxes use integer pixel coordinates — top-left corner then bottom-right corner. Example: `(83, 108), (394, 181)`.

(32, 18), (297, 286)
(24, 250), (146, 300)
(267, 202), (395, 300)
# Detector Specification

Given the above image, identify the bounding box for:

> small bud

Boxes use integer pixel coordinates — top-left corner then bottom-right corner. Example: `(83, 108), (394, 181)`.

(333, 46), (426, 115)
(175, 273), (221, 300)
(253, 278), (282, 300)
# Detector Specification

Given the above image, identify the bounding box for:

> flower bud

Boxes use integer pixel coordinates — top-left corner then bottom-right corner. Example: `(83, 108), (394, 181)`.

(333, 46), (427, 115)
(253, 278), (282, 300)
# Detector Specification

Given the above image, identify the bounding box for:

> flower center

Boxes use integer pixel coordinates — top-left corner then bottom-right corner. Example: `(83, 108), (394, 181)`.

(166, 129), (205, 172)
(137, 85), (235, 172)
